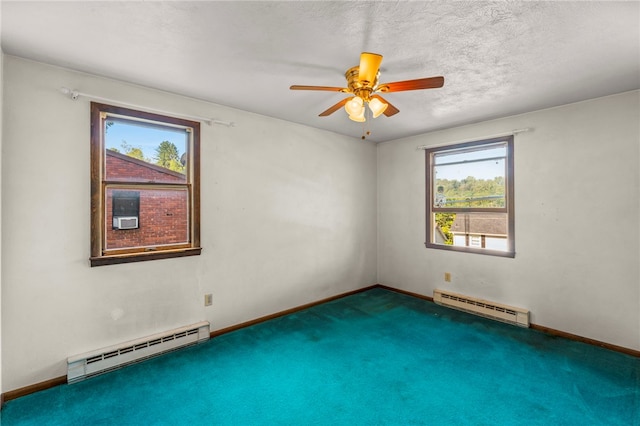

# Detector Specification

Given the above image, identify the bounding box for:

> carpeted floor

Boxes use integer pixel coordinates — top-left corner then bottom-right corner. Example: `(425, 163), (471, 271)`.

(2, 287), (639, 425)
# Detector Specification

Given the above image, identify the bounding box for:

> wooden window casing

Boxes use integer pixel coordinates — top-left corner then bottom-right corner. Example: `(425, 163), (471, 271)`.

(90, 102), (201, 266)
(425, 136), (515, 258)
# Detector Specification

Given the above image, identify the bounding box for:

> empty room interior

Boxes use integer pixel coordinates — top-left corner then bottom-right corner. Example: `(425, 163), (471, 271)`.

(0, 1), (639, 423)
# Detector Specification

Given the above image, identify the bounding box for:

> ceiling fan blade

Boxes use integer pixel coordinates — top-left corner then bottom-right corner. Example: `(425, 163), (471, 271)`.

(371, 94), (399, 117)
(377, 76), (444, 93)
(319, 98), (349, 116)
(290, 85), (346, 92)
(359, 52), (383, 84)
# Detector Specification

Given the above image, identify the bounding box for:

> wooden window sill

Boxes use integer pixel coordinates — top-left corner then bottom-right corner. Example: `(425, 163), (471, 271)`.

(90, 247), (202, 267)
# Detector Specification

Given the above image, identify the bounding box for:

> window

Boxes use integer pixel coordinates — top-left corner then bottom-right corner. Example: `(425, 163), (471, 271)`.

(112, 190), (140, 229)
(425, 136), (514, 257)
(90, 102), (201, 266)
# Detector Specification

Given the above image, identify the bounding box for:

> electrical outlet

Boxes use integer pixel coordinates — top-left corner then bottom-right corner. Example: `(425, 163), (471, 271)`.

(444, 272), (451, 282)
(204, 294), (213, 306)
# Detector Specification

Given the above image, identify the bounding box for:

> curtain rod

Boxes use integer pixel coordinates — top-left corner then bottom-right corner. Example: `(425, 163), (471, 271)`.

(59, 87), (235, 127)
(416, 128), (532, 150)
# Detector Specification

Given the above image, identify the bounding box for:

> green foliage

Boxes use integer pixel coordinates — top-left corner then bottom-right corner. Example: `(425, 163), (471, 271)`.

(126, 148), (146, 161)
(109, 138), (185, 174)
(435, 176), (505, 208)
(155, 141), (185, 173)
(435, 212), (455, 245)
(116, 141), (149, 162)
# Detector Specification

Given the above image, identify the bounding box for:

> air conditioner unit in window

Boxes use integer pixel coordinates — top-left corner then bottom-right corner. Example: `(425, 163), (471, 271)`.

(113, 216), (139, 230)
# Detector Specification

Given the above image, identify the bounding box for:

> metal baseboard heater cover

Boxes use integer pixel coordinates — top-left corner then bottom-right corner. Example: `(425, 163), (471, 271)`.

(434, 289), (529, 327)
(67, 321), (210, 383)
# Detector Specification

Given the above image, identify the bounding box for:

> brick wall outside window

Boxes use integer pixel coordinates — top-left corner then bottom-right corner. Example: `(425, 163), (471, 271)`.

(105, 150), (188, 249)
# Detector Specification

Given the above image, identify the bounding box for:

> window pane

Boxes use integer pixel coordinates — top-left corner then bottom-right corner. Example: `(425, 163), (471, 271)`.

(434, 144), (505, 165)
(104, 118), (188, 183)
(105, 187), (189, 250)
(112, 190), (140, 218)
(433, 144), (506, 208)
(433, 212), (509, 251)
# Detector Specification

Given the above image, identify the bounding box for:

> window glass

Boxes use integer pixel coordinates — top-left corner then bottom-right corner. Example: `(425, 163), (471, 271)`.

(433, 144), (506, 208)
(104, 118), (188, 184)
(105, 187), (189, 250)
(112, 190), (140, 218)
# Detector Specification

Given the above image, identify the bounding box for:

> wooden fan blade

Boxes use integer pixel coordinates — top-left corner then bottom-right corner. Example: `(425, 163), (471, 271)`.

(359, 52), (383, 84)
(371, 95), (399, 117)
(290, 85), (346, 92)
(377, 76), (444, 93)
(319, 98), (349, 116)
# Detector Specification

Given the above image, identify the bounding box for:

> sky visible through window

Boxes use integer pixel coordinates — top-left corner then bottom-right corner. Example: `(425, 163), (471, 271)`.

(434, 145), (506, 181)
(105, 119), (187, 162)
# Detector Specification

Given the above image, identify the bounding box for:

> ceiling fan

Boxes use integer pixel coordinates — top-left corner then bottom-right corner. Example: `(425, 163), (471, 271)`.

(290, 52), (444, 122)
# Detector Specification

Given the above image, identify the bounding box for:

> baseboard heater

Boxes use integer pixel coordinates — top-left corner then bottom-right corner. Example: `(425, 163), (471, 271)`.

(67, 321), (210, 384)
(434, 289), (529, 327)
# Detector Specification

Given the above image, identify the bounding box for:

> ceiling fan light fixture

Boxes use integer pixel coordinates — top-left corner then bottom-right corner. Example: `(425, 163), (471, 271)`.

(290, 51), (444, 123)
(368, 97), (388, 118)
(348, 108), (366, 122)
(344, 96), (364, 117)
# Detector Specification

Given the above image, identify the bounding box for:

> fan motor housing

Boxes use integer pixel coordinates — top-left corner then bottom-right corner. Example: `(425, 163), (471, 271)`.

(345, 66), (378, 100)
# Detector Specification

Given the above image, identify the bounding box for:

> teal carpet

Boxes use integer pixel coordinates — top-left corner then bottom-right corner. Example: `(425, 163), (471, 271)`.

(2, 288), (639, 425)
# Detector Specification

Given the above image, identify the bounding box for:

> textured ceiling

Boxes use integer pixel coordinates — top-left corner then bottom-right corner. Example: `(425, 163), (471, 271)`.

(2, 1), (639, 142)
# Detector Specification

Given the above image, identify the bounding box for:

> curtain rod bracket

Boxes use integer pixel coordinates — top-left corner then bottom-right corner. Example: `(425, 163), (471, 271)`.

(60, 87), (80, 100)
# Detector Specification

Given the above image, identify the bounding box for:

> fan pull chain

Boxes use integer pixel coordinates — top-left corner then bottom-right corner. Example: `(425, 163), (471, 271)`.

(361, 107), (372, 140)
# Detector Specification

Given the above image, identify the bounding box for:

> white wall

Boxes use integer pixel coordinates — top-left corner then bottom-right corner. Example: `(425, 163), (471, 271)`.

(378, 90), (640, 351)
(0, 48), (4, 402)
(1, 56), (378, 391)
(2, 54), (638, 395)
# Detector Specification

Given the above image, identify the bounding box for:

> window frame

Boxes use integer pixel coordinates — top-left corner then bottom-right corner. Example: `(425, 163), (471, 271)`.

(90, 102), (201, 266)
(425, 136), (515, 258)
